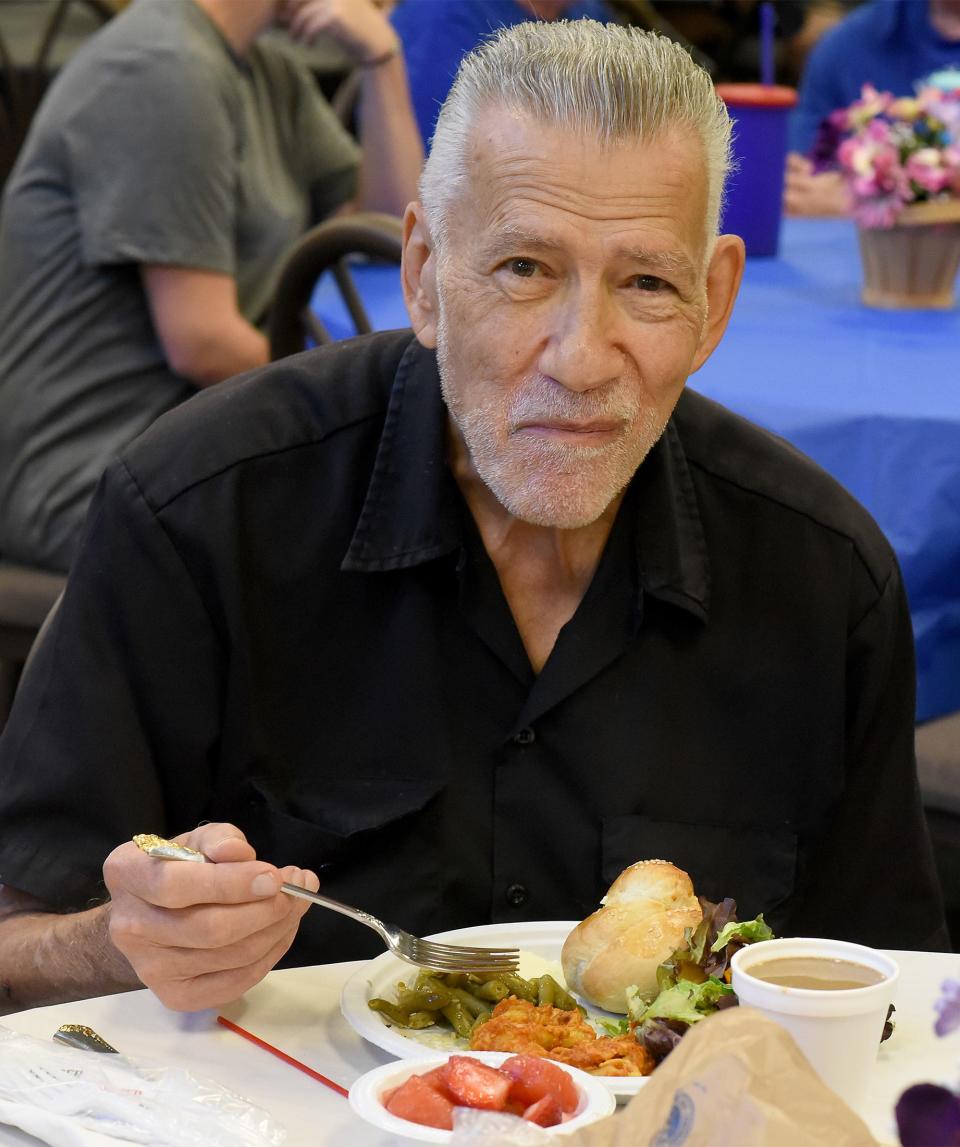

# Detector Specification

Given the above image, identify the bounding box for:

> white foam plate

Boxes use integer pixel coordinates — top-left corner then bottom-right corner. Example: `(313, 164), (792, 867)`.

(340, 920), (650, 1102)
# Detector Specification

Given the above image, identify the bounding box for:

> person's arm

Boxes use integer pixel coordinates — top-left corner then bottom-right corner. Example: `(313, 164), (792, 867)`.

(141, 266), (269, 388)
(0, 824), (319, 1014)
(0, 887), (135, 1016)
(286, 0), (423, 216)
(783, 153), (851, 217)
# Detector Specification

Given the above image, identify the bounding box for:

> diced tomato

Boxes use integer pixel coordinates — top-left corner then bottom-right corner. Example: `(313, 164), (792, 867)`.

(445, 1055), (513, 1110)
(416, 1064), (457, 1101)
(384, 1074), (455, 1130)
(522, 1094), (563, 1128)
(502, 1054), (579, 1113)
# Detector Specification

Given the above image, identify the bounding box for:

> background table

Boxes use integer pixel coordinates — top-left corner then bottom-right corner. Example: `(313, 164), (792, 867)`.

(312, 218), (960, 722)
(2, 951), (958, 1146)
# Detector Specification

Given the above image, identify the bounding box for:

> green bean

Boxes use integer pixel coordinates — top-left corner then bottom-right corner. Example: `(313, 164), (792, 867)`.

(441, 1000), (474, 1039)
(499, 972), (538, 1003)
(367, 998), (437, 1029)
(447, 985), (493, 1018)
(536, 974), (556, 1006)
(395, 986), (452, 1011)
(474, 978), (510, 1002)
(542, 974), (579, 1011)
(416, 973), (453, 996)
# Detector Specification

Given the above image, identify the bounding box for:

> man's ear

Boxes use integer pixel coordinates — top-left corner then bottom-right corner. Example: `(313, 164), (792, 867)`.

(690, 233), (745, 374)
(402, 202), (439, 349)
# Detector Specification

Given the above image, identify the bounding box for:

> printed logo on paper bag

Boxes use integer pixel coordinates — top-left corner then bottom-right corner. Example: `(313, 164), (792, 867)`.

(651, 1090), (695, 1145)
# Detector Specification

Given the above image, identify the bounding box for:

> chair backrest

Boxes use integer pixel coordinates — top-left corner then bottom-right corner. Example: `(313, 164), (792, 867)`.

(268, 211), (404, 361)
(0, 0), (115, 189)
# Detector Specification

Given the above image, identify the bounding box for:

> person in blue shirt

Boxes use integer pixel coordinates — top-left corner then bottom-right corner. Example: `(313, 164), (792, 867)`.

(785, 0), (960, 216)
(391, 0), (611, 147)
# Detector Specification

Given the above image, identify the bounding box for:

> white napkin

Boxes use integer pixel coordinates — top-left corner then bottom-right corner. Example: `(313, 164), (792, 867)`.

(0, 1027), (284, 1146)
(0, 1097), (120, 1146)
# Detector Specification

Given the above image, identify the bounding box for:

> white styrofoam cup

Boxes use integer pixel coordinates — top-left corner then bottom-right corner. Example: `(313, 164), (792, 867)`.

(730, 936), (899, 1111)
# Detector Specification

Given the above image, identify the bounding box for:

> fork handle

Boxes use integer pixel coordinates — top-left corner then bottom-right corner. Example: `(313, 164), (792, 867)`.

(280, 882), (386, 940)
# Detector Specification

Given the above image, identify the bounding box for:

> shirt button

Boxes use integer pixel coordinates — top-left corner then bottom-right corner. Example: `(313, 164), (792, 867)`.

(506, 883), (528, 907)
(513, 727), (536, 746)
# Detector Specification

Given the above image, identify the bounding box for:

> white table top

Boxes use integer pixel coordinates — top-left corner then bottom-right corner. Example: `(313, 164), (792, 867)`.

(2, 950), (958, 1146)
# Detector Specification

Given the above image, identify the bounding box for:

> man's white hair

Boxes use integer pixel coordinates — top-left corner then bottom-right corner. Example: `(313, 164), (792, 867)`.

(420, 19), (732, 250)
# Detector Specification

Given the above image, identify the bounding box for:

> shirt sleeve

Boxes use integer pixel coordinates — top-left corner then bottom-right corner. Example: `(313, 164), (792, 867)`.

(274, 50), (360, 221)
(786, 561), (950, 951)
(0, 458), (223, 911)
(66, 52), (238, 274)
(788, 25), (854, 154)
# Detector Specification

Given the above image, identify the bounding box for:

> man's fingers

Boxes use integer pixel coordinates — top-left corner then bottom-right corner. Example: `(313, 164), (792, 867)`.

(147, 924), (305, 1012)
(174, 822), (254, 862)
(278, 864), (320, 895)
(105, 843), (280, 910)
(119, 905), (303, 978)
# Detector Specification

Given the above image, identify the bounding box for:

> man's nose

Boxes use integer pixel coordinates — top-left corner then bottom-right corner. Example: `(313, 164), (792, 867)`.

(538, 284), (625, 393)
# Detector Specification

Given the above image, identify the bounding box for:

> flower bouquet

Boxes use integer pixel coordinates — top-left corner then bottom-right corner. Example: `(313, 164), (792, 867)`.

(815, 79), (960, 306)
(895, 978), (960, 1145)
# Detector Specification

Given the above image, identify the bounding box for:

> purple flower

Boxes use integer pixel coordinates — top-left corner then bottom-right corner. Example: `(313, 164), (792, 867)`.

(935, 980), (960, 1039)
(896, 1084), (960, 1146)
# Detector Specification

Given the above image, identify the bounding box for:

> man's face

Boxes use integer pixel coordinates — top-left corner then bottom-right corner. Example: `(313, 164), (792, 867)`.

(407, 111), (740, 529)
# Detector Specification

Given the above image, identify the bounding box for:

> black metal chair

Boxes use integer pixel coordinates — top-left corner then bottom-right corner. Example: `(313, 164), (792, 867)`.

(0, 559), (67, 730)
(0, 0), (115, 189)
(267, 211), (404, 360)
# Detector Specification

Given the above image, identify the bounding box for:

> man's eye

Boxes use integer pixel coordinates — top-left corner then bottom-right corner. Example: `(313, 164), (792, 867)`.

(508, 258), (538, 278)
(632, 274), (666, 292)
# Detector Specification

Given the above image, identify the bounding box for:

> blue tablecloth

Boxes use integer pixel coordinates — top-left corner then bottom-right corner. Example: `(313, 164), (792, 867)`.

(311, 219), (960, 721)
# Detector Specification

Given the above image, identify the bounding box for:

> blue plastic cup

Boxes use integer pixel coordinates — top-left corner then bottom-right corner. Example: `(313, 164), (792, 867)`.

(716, 84), (798, 257)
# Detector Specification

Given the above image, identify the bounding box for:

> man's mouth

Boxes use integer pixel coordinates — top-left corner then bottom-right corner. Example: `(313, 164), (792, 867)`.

(513, 417), (624, 444)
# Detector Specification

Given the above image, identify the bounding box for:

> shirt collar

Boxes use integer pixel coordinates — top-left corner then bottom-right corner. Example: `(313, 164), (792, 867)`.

(341, 338), (461, 572)
(341, 337), (710, 622)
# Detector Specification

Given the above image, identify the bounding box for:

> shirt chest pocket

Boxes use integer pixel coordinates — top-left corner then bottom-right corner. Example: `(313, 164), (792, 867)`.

(239, 773), (445, 877)
(601, 814), (798, 934)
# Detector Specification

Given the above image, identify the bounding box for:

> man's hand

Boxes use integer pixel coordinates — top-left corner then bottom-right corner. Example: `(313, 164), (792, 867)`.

(284, 0), (399, 63)
(104, 823), (319, 1012)
(783, 153), (851, 218)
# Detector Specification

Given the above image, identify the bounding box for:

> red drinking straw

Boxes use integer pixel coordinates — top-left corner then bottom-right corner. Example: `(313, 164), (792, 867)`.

(216, 1014), (349, 1098)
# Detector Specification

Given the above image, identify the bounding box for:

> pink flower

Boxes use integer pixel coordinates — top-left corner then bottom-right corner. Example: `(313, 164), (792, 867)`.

(906, 148), (952, 194)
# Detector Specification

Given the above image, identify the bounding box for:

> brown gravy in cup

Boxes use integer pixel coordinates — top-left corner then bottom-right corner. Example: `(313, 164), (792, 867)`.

(747, 955), (885, 990)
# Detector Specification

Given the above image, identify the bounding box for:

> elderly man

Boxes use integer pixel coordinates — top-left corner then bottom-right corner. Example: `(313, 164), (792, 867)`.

(0, 20), (946, 1016)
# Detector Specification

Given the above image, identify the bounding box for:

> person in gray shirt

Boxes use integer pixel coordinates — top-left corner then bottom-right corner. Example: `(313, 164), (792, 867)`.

(0, 0), (422, 572)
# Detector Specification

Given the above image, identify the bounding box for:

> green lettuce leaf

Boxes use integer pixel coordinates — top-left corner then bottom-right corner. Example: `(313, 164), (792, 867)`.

(628, 976), (734, 1026)
(710, 915), (773, 953)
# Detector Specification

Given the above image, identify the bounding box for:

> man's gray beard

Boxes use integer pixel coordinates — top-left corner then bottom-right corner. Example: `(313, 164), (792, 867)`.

(435, 306), (669, 529)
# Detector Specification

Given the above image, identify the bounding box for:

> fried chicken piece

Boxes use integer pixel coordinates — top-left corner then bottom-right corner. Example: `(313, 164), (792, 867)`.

(469, 997), (655, 1076)
(548, 1034), (656, 1076)
(469, 998), (598, 1055)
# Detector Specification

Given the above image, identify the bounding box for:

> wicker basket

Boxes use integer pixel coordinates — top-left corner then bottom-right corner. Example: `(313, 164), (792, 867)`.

(857, 199), (960, 309)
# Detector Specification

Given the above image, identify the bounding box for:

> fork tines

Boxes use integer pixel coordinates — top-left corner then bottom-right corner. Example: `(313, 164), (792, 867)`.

(404, 941), (520, 973)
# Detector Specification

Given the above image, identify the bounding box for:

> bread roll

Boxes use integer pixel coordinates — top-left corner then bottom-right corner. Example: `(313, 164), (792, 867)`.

(561, 860), (702, 1013)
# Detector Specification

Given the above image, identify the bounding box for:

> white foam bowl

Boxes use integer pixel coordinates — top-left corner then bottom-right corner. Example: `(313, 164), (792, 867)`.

(348, 1050), (618, 1143)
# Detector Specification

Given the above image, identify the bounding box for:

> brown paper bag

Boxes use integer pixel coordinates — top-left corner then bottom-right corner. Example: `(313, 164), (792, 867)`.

(571, 1009), (883, 1147)
(451, 1009), (885, 1146)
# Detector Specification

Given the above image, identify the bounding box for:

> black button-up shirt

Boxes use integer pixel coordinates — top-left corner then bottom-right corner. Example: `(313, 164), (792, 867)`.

(0, 332), (947, 961)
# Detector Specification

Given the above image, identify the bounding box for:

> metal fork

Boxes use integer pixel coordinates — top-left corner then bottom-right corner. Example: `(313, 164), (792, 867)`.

(133, 834), (519, 974)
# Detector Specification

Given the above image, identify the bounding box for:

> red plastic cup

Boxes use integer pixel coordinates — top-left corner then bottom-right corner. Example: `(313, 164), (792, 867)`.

(716, 84), (798, 257)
